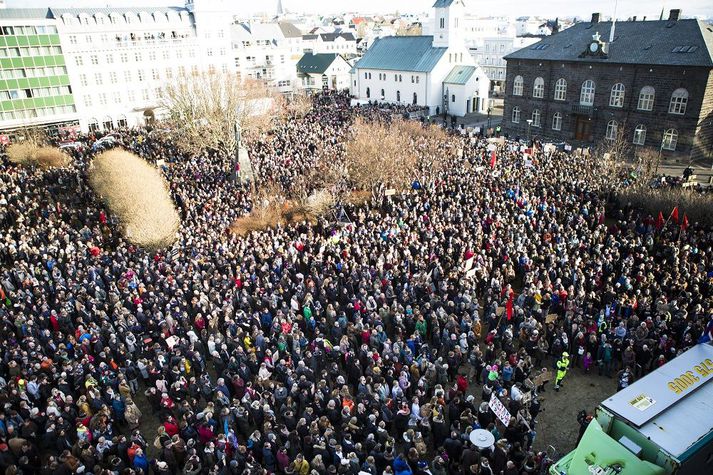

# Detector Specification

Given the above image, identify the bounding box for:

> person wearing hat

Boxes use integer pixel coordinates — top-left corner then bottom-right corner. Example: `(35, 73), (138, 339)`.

(554, 351), (570, 391)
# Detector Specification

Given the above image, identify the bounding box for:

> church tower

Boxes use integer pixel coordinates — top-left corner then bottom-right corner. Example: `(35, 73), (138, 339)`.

(432, 0), (465, 48)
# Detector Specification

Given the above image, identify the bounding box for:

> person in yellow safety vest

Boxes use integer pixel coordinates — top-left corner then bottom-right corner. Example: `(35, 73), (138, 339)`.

(555, 352), (570, 391)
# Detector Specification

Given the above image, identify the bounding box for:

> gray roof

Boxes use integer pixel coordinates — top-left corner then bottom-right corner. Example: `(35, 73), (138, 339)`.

(279, 21), (302, 38)
(601, 342), (713, 458)
(320, 32), (355, 42)
(0, 8), (52, 20)
(443, 65), (477, 84)
(354, 36), (446, 72)
(505, 19), (713, 67)
(297, 53), (340, 74)
(432, 0), (456, 7)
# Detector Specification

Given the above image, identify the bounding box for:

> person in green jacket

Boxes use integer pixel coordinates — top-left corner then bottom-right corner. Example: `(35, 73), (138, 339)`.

(555, 352), (570, 391)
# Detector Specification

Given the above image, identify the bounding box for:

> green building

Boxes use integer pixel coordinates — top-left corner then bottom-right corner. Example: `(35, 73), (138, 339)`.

(0, 8), (78, 137)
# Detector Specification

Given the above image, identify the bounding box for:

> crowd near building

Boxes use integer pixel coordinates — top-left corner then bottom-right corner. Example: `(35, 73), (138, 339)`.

(503, 9), (713, 159)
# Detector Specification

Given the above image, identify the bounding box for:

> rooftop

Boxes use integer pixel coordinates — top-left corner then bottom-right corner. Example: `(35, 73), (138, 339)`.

(443, 65), (477, 84)
(354, 36), (446, 72)
(601, 342), (713, 458)
(505, 18), (713, 67)
(297, 52), (340, 74)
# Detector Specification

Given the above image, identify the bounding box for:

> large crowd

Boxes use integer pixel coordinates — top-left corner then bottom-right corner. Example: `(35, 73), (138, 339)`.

(0, 91), (711, 475)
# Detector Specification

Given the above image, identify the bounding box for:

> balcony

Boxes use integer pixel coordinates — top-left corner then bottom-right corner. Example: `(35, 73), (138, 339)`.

(571, 104), (595, 116)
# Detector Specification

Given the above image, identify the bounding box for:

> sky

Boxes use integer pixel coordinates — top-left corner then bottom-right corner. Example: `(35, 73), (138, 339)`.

(9, 0), (712, 20)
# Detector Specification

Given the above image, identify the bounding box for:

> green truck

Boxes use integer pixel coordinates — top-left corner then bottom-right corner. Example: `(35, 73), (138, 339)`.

(550, 342), (713, 475)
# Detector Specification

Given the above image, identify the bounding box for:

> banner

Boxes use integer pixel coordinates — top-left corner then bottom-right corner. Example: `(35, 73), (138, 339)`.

(488, 396), (512, 427)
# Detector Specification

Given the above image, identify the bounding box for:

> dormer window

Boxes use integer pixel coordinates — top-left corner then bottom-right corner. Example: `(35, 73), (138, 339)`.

(439, 18), (445, 29)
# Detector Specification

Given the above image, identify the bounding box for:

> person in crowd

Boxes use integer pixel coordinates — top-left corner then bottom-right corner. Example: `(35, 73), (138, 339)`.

(0, 90), (710, 474)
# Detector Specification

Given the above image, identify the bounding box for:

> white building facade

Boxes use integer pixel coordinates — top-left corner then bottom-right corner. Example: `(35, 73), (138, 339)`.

(54, 6), (205, 132)
(469, 36), (537, 93)
(351, 0), (489, 116)
(231, 22), (298, 94)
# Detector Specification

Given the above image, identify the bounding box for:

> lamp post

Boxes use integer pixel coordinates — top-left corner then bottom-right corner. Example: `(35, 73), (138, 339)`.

(526, 118), (533, 144)
(487, 106), (492, 131)
(233, 121), (241, 183)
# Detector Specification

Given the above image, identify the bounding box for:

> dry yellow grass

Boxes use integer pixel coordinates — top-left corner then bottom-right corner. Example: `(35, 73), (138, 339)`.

(89, 149), (180, 250)
(7, 143), (69, 168)
(230, 199), (322, 236)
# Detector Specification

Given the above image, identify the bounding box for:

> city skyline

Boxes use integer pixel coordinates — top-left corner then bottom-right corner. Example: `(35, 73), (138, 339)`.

(9, 0), (713, 20)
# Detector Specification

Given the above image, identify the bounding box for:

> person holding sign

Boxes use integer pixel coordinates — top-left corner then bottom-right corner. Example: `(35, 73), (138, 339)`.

(554, 352), (570, 391)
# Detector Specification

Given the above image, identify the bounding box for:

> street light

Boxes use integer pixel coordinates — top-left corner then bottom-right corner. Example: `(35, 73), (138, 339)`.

(487, 107), (492, 131)
(526, 118), (533, 144)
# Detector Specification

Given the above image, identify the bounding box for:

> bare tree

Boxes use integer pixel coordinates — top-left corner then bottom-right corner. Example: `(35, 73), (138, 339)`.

(159, 71), (283, 157)
(343, 117), (451, 193)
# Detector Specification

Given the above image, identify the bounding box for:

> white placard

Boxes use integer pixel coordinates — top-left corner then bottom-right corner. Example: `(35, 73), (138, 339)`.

(488, 396), (512, 427)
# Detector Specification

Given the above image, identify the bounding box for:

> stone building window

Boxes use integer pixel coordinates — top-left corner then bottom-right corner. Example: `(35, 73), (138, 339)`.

(513, 75), (523, 96)
(532, 109), (541, 127)
(605, 120), (618, 140)
(552, 112), (562, 131)
(512, 106), (520, 123)
(633, 124), (646, 145)
(662, 128), (678, 150)
(554, 78), (566, 101)
(609, 83), (625, 108)
(637, 86), (655, 111)
(668, 88), (688, 115)
(580, 80), (595, 106)
(533, 77), (544, 98)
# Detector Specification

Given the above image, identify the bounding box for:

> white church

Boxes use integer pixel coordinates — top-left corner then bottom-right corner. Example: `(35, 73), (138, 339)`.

(350, 0), (490, 117)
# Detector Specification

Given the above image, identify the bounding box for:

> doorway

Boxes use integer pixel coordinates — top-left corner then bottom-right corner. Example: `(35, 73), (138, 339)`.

(575, 116), (593, 141)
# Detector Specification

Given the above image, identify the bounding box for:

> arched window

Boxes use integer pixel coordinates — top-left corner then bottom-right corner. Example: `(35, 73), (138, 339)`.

(669, 88), (688, 115)
(552, 112), (562, 131)
(117, 114), (128, 128)
(512, 106), (520, 123)
(396, 90), (400, 102)
(633, 124), (646, 145)
(380, 89), (384, 100)
(102, 116), (113, 130)
(533, 77), (544, 98)
(637, 86), (655, 111)
(580, 80), (595, 105)
(366, 87), (370, 98)
(554, 78), (566, 101)
(413, 92), (417, 105)
(662, 129), (678, 150)
(609, 83), (625, 107)
(532, 109), (541, 127)
(605, 120), (618, 140)
(88, 118), (99, 132)
(513, 75), (523, 96)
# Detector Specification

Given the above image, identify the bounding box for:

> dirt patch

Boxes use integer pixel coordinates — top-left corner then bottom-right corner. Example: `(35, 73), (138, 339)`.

(531, 367), (616, 453)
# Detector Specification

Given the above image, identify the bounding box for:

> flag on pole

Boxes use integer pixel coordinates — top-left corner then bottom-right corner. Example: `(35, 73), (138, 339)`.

(490, 150), (497, 168)
(671, 206), (679, 223)
(655, 211), (665, 229)
(681, 214), (689, 231)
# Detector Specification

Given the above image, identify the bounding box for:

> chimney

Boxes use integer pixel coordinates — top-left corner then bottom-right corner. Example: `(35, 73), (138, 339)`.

(668, 9), (681, 21)
(591, 13), (601, 23)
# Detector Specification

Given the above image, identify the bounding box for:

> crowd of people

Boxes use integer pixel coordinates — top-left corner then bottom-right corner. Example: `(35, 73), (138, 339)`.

(0, 90), (711, 475)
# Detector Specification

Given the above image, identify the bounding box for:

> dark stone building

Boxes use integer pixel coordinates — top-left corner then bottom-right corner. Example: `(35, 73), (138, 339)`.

(503, 10), (713, 160)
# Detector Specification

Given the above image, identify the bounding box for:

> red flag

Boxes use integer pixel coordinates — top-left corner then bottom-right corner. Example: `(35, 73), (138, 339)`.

(655, 211), (665, 229)
(506, 294), (514, 321)
(681, 214), (689, 231)
(490, 150), (497, 168)
(671, 206), (679, 223)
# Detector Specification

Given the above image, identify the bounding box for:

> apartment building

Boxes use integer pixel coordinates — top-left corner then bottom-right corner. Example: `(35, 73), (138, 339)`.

(0, 9), (78, 135)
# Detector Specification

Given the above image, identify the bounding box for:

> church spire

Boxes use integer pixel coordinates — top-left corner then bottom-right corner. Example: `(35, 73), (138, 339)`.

(276, 0), (284, 16)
